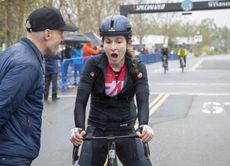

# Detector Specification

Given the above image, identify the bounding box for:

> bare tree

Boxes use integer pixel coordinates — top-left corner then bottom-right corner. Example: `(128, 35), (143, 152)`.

(0, 0), (219, 51)
(0, 0), (45, 46)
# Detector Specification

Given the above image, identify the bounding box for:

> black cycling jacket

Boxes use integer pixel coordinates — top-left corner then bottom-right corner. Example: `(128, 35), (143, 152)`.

(74, 53), (149, 130)
(161, 48), (168, 56)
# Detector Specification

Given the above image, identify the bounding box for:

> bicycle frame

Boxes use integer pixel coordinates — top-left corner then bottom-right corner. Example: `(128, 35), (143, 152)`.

(72, 134), (138, 166)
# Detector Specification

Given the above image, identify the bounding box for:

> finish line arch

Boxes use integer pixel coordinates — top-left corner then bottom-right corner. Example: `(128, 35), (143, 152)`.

(120, 1), (230, 16)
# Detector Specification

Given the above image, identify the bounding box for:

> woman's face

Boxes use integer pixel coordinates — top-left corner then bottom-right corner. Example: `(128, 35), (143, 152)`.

(103, 35), (127, 66)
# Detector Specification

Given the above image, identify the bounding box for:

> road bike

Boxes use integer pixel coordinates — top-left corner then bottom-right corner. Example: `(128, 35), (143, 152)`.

(162, 55), (168, 74)
(179, 56), (185, 72)
(72, 134), (150, 166)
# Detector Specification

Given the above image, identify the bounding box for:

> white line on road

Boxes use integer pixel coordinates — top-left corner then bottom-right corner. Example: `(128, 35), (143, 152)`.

(189, 59), (203, 71)
(57, 94), (76, 98)
(152, 82), (230, 86)
(150, 92), (230, 96)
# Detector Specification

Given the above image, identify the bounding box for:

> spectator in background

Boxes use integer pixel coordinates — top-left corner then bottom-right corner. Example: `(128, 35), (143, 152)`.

(44, 54), (61, 101)
(143, 47), (149, 55)
(72, 43), (84, 85)
(61, 44), (73, 85)
(61, 44), (72, 59)
(82, 42), (100, 57)
(140, 47), (145, 54)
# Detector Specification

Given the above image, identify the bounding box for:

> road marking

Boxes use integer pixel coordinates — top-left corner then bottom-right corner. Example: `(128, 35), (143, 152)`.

(150, 92), (230, 96)
(149, 93), (165, 110)
(202, 102), (224, 114)
(151, 82), (230, 86)
(134, 93), (169, 128)
(189, 59), (203, 71)
(149, 93), (169, 116)
(56, 94), (76, 97)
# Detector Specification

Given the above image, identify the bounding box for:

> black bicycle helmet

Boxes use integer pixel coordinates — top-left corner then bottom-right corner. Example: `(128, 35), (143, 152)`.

(99, 15), (132, 37)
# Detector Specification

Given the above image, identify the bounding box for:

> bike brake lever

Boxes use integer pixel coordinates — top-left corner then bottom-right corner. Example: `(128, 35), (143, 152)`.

(72, 129), (84, 165)
(72, 145), (80, 165)
(136, 127), (151, 157)
(143, 142), (151, 157)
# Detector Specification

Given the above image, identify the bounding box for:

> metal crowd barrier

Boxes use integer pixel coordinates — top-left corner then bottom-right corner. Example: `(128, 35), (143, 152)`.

(58, 54), (178, 92)
(137, 53), (178, 64)
(60, 57), (87, 92)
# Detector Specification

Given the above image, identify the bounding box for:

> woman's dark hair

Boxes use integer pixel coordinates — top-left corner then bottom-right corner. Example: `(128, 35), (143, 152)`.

(125, 45), (139, 77)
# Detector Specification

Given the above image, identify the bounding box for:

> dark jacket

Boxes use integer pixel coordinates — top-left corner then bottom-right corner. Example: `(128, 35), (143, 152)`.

(0, 37), (44, 165)
(74, 53), (149, 130)
(44, 54), (60, 74)
(161, 47), (168, 56)
(61, 47), (72, 59)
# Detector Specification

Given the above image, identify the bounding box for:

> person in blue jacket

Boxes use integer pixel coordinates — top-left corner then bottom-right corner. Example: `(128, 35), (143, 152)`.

(44, 54), (61, 101)
(71, 43), (84, 85)
(0, 7), (77, 166)
(60, 44), (73, 86)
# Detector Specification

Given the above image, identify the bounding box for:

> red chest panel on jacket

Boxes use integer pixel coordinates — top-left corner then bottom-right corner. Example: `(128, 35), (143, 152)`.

(105, 64), (126, 96)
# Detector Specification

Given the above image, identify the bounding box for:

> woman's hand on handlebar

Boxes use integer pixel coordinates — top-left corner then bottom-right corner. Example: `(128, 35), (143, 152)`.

(70, 128), (86, 146)
(136, 125), (154, 143)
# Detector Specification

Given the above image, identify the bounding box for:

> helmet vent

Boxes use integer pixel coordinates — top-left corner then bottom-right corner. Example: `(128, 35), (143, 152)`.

(109, 20), (115, 31)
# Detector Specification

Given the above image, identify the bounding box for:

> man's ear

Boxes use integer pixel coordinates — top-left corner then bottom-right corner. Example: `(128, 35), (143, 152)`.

(44, 29), (51, 40)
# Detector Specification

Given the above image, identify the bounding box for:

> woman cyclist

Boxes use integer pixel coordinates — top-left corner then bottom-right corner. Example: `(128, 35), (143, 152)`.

(70, 15), (153, 166)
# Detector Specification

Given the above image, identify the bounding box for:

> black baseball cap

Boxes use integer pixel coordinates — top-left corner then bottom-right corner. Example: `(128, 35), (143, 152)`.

(26, 6), (78, 32)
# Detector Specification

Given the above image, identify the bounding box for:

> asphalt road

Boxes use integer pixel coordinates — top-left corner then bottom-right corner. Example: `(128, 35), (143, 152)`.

(33, 54), (230, 166)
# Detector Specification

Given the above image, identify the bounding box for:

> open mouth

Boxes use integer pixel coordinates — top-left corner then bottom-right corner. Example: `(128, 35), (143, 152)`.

(111, 53), (118, 58)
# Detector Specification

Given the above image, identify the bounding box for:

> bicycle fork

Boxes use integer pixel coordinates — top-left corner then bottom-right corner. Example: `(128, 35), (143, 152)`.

(107, 141), (118, 166)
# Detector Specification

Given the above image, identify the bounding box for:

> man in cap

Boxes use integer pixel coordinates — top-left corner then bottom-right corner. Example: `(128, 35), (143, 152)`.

(0, 6), (77, 166)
